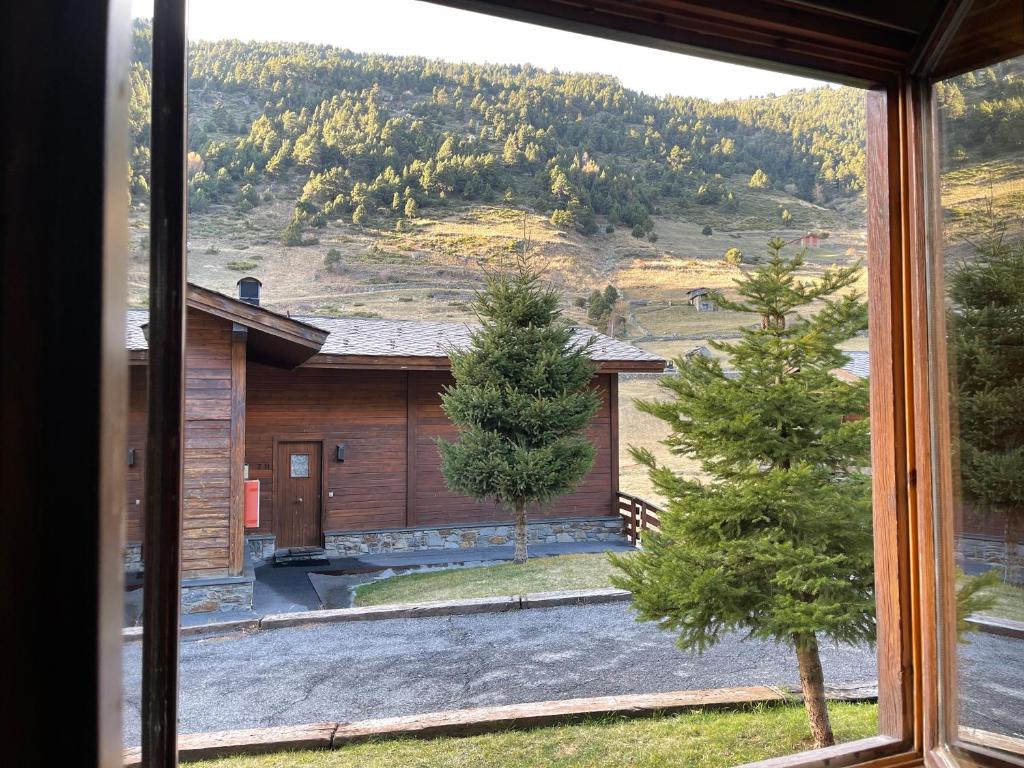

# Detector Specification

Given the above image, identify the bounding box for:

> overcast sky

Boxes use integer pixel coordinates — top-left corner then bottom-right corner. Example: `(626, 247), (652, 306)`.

(131, 0), (830, 102)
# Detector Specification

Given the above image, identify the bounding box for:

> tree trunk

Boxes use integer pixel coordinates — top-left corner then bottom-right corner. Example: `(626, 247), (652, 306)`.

(793, 633), (835, 749)
(513, 501), (528, 564)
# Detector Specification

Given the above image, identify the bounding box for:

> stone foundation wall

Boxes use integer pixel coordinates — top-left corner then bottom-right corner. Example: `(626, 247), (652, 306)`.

(957, 534), (1024, 584)
(124, 543), (143, 572)
(246, 535), (276, 564)
(180, 576), (254, 615)
(324, 517), (625, 556)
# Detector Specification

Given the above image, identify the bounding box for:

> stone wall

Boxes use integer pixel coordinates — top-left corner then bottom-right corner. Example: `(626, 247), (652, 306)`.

(324, 516), (625, 557)
(246, 535), (276, 564)
(180, 575), (254, 614)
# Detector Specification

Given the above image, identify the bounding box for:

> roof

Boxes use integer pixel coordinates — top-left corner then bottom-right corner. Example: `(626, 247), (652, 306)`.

(838, 350), (870, 380)
(125, 294), (665, 373)
(297, 316), (661, 366)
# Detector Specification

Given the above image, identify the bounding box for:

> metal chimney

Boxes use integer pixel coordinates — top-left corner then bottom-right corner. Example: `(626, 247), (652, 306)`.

(236, 277), (262, 306)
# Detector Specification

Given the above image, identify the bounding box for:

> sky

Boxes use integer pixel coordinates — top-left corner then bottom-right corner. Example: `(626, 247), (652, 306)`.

(131, 0), (830, 102)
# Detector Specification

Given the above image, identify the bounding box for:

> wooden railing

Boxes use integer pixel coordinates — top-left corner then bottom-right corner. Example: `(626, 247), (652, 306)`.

(617, 492), (663, 545)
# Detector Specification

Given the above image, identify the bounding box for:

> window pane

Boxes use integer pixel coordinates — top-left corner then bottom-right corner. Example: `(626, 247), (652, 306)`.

(290, 453), (310, 478)
(124, 0), (883, 761)
(933, 58), (1024, 758)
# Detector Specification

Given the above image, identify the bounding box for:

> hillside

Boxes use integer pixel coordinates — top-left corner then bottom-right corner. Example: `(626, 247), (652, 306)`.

(126, 20), (870, 331)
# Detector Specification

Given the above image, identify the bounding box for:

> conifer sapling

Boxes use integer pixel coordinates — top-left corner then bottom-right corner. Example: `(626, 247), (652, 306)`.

(611, 238), (874, 748)
(438, 256), (600, 563)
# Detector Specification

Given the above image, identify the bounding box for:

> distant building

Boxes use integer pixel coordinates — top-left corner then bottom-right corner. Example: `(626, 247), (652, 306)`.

(832, 350), (870, 382)
(686, 287), (718, 312)
(685, 345), (713, 360)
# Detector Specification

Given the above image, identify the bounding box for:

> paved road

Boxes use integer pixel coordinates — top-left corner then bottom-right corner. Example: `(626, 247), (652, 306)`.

(121, 602), (1022, 747)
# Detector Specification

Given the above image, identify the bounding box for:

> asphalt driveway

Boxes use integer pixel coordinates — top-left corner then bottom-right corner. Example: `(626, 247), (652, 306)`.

(121, 602), (1022, 747)
(122, 601), (877, 746)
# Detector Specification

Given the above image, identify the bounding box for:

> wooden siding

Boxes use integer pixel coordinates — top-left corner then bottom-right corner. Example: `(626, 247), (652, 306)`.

(127, 309), (243, 579)
(244, 366), (408, 536)
(125, 364), (147, 544)
(409, 372), (614, 528)
(245, 367), (616, 536)
(181, 309), (237, 578)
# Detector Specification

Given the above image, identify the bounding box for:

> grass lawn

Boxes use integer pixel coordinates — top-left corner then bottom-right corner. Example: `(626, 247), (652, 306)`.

(974, 577), (1024, 624)
(353, 553), (627, 606)
(188, 702), (878, 768)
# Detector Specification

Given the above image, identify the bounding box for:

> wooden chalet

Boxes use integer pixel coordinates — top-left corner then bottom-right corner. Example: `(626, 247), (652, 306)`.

(125, 282), (665, 611)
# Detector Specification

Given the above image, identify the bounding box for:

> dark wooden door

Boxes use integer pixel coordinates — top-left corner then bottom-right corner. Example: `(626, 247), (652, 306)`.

(274, 441), (322, 548)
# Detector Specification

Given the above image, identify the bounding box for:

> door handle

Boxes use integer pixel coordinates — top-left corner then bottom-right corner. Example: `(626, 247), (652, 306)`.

(296, 497), (303, 503)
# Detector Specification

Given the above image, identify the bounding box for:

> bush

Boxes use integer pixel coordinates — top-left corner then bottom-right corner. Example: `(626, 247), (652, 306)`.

(648, 232), (659, 243)
(724, 247), (743, 265)
(574, 297), (587, 308)
(204, 245), (219, 255)
(631, 224), (645, 239)
(702, 225), (713, 236)
(605, 224), (615, 234)
(281, 219), (304, 246)
(324, 248), (342, 267)
(550, 208), (575, 229)
(226, 260), (257, 272)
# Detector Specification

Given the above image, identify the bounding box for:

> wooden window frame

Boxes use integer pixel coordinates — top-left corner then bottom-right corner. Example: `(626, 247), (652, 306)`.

(118, 2), (1019, 768)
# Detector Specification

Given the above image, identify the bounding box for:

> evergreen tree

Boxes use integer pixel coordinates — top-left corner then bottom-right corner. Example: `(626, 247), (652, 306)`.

(438, 257), (600, 563)
(612, 238), (873, 748)
(949, 220), (1024, 585)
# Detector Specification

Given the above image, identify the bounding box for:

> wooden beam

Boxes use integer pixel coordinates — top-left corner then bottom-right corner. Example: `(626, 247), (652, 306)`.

(608, 374), (619, 516)
(406, 372), (417, 528)
(142, 0), (188, 766)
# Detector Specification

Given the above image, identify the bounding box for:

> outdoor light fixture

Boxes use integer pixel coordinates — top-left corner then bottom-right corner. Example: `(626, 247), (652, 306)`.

(336, 443), (346, 463)
(128, 448), (136, 467)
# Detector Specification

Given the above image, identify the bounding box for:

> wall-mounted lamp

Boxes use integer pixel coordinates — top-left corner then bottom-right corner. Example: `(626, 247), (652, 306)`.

(336, 443), (346, 463)
(128, 448), (136, 467)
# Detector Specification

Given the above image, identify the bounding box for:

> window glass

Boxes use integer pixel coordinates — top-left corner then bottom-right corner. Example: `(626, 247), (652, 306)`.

(124, 0), (882, 761)
(290, 454), (310, 478)
(933, 57), (1024, 758)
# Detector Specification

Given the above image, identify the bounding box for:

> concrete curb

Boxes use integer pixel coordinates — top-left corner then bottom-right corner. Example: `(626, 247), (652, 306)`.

(122, 683), (879, 766)
(967, 614), (1024, 640)
(121, 587), (634, 641)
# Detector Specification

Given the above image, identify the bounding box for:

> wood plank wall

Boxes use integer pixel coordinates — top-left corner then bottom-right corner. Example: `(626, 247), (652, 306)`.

(409, 372), (614, 527)
(181, 310), (236, 577)
(244, 365), (408, 535)
(130, 355), (617, 551)
(244, 366), (615, 536)
(126, 364), (147, 543)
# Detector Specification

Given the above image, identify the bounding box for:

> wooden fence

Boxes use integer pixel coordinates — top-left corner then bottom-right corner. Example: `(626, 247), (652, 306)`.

(617, 492), (663, 545)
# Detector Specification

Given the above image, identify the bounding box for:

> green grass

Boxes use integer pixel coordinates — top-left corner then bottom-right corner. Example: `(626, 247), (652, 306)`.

(974, 577), (1024, 623)
(353, 553), (627, 606)
(187, 703), (878, 768)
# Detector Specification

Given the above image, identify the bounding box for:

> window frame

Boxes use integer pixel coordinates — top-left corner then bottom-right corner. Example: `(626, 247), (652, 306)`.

(127, 2), (1020, 768)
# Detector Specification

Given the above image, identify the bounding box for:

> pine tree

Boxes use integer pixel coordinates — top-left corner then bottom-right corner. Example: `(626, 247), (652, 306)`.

(612, 238), (873, 748)
(949, 220), (1024, 585)
(438, 256), (600, 563)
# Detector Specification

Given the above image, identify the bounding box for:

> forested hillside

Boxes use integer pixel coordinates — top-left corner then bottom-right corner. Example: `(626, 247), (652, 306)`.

(128, 19), (866, 244)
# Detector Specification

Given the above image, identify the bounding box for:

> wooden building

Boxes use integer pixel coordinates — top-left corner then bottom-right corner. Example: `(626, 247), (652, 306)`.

(125, 283), (664, 612)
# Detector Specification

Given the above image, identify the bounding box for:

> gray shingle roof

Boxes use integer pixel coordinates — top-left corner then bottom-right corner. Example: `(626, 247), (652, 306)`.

(840, 350), (870, 379)
(126, 308), (149, 351)
(125, 310), (663, 365)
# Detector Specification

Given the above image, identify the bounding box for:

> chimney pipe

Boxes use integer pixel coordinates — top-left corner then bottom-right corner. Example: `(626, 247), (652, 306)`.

(236, 276), (262, 306)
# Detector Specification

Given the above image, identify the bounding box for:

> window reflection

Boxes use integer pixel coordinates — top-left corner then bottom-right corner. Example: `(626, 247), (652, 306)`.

(935, 57), (1024, 754)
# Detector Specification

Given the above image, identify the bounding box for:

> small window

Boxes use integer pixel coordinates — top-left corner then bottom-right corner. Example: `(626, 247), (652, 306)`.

(290, 454), (310, 478)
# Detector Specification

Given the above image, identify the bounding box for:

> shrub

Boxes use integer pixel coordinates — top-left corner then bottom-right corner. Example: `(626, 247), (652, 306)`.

(724, 247), (743, 265)
(648, 232), (659, 243)
(701, 225), (713, 236)
(631, 224), (645, 238)
(605, 224), (615, 234)
(226, 260), (257, 272)
(281, 219), (304, 246)
(550, 208), (575, 229)
(324, 248), (342, 267)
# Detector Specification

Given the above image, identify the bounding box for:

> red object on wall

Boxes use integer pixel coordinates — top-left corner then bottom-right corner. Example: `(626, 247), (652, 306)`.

(244, 479), (260, 528)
